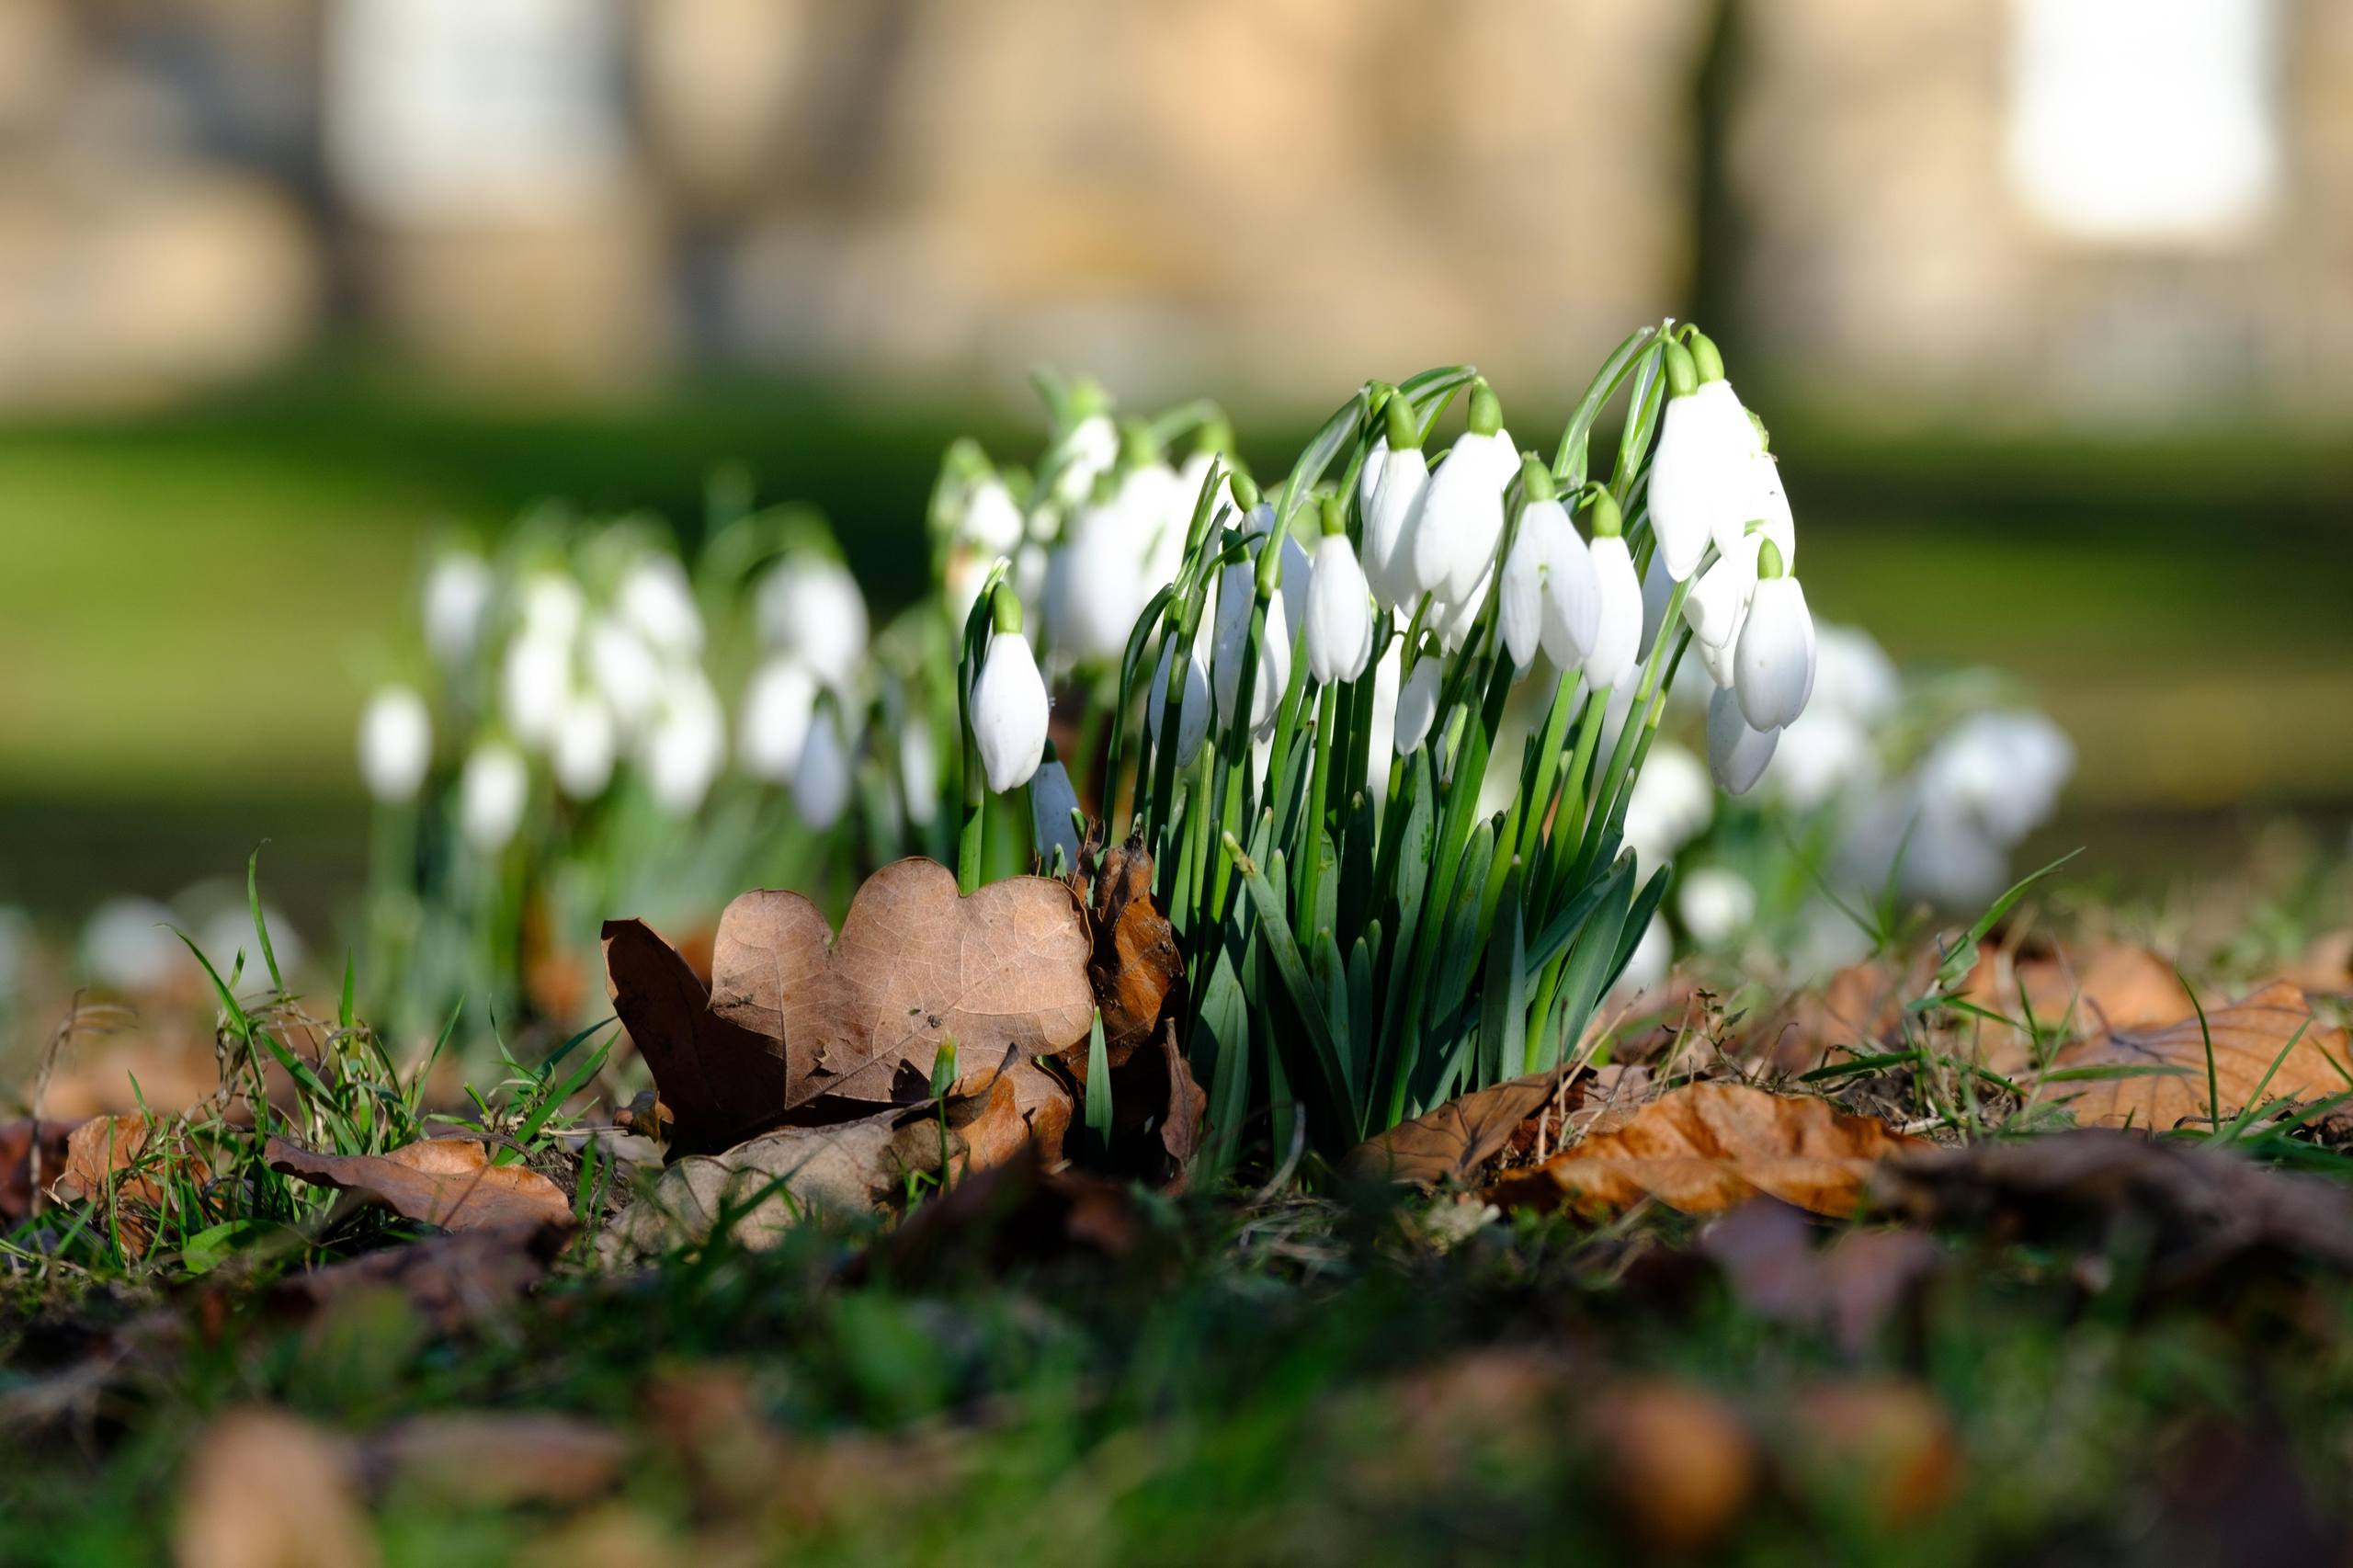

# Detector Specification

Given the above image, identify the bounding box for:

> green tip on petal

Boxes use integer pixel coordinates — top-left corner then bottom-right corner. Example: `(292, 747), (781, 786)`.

(1068, 376), (1111, 421)
(1586, 490), (1624, 540)
(1688, 330), (1726, 384)
(1466, 379), (1503, 437)
(1119, 419), (1158, 466)
(1518, 453), (1555, 502)
(1319, 492), (1347, 538)
(1193, 415), (1234, 457)
(1229, 471), (1262, 512)
(990, 582), (1024, 634)
(1383, 388), (1421, 451)
(1663, 340), (1699, 400)
(1756, 538), (1786, 580)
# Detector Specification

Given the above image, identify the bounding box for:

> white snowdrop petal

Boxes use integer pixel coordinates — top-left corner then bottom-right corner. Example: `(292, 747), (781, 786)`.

(1581, 535), (1643, 691)
(1734, 575), (1816, 731)
(1306, 535), (1373, 685)
(972, 631), (1050, 793)
(1707, 683), (1780, 795)
(1392, 654), (1442, 755)
(358, 686), (432, 803)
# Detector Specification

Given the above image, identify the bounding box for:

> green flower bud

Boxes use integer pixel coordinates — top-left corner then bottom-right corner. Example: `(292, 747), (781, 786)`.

(1466, 378), (1503, 437)
(1688, 330), (1726, 384)
(1586, 489), (1624, 540)
(990, 580), (1024, 634)
(1319, 492), (1347, 539)
(1756, 537), (1786, 580)
(1518, 452), (1555, 503)
(1229, 472), (1262, 512)
(1383, 387), (1422, 450)
(1664, 340), (1699, 400)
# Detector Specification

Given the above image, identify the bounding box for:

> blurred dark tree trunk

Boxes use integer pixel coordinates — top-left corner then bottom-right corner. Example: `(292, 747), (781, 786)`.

(1688, 0), (1744, 357)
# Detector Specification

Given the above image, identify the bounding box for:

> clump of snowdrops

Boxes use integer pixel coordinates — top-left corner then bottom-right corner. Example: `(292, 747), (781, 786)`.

(954, 324), (1827, 1166)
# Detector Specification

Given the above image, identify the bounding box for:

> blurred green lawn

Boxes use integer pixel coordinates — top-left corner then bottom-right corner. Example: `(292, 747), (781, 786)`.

(2, 372), (2348, 918)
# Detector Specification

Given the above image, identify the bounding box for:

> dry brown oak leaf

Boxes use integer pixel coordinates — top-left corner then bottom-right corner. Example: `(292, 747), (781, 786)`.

(1485, 1081), (1917, 1219)
(708, 858), (1096, 1110)
(2040, 979), (2351, 1131)
(265, 1137), (574, 1233)
(1343, 1070), (1571, 1187)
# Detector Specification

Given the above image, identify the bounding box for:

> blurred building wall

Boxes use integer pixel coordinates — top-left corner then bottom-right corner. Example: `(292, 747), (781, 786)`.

(0, 0), (2343, 425)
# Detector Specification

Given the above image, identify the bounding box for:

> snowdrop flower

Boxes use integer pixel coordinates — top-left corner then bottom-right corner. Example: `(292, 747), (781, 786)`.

(1498, 457), (1600, 671)
(641, 673), (726, 816)
(80, 897), (183, 993)
(421, 551), (494, 669)
(1239, 495), (1313, 640)
(1392, 652), (1442, 755)
(791, 705), (853, 830)
(586, 616), (663, 736)
(358, 685), (432, 803)
(1051, 476), (1154, 664)
(1115, 437), (1191, 590)
(1621, 742), (1713, 871)
(1811, 624), (1900, 725)
(972, 591), (1050, 793)
(1919, 710), (2074, 846)
(1707, 684), (1779, 795)
(551, 694), (617, 800)
(1357, 431), (1388, 519)
(1733, 540), (1815, 731)
(1765, 707), (1874, 812)
(901, 722), (939, 828)
(1678, 867), (1757, 948)
(501, 630), (573, 750)
(1361, 395), (1430, 610)
(961, 475), (1026, 557)
(460, 742), (529, 854)
(1638, 547), (1676, 663)
(757, 557), (868, 693)
(1646, 334), (1765, 581)
(1029, 760), (1085, 873)
(618, 555), (703, 659)
(1410, 379), (1515, 607)
(1211, 544), (1293, 736)
(1435, 570), (1488, 653)
(1304, 497), (1374, 685)
(1580, 492), (1643, 691)
(1695, 621), (1744, 688)
(738, 658), (819, 784)
(1051, 409), (1120, 506)
(1147, 622), (1213, 767)
(1366, 639), (1404, 782)
(519, 572), (585, 645)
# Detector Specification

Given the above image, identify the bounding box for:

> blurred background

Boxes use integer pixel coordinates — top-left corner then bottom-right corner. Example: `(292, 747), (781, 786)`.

(2, 0), (2349, 938)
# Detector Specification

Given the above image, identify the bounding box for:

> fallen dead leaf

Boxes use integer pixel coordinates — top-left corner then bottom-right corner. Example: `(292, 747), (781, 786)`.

(1343, 1070), (1570, 1187)
(2040, 980), (2350, 1131)
(2272, 930), (2353, 998)
(1485, 1082), (1917, 1219)
(0, 1118), (78, 1223)
(176, 1407), (375, 1568)
(1957, 940), (2192, 1075)
(1586, 1380), (1759, 1553)
(358, 1413), (627, 1508)
(1745, 957), (1916, 1074)
(1870, 1131), (2353, 1286)
(49, 1114), (199, 1256)
(1786, 1380), (1958, 1528)
(1151, 1018), (1208, 1178)
(268, 1221), (570, 1335)
(603, 913), (802, 1156)
(1702, 1199), (1938, 1357)
(1072, 836), (1184, 1062)
(858, 1142), (1144, 1285)
(265, 1137), (575, 1233)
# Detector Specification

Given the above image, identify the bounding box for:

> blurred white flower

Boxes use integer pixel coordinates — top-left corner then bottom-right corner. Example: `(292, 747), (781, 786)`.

(642, 674), (727, 817)
(1616, 914), (1672, 996)
(791, 707), (853, 830)
(585, 617), (663, 736)
(519, 572), (585, 644)
(1706, 684), (1779, 796)
(1764, 706), (1874, 812)
(1241, 501), (1313, 642)
(460, 742), (529, 854)
(757, 558), (868, 693)
(900, 722), (939, 828)
(1810, 624), (1901, 725)
(421, 551), (494, 669)
(1677, 866), (1756, 948)
(551, 694), (617, 800)
(198, 904), (304, 991)
(738, 658), (819, 784)
(1052, 487), (1154, 664)
(1621, 742), (1713, 870)
(1919, 710), (2075, 846)
(358, 684), (432, 803)
(972, 629), (1050, 792)
(619, 555), (704, 659)
(961, 476), (1026, 556)
(1051, 413), (1120, 506)
(1029, 760), (1085, 873)
(80, 897), (181, 993)
(501, 631), (572, 751)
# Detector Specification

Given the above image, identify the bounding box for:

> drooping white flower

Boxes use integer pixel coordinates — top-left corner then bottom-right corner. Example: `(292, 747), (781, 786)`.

(1366, 638), (1403, 785)
(1919, 710), (2075, 846)
(972, 616), (1050, 793)
(1357, 432), (1388, 519)
(900, 722), (939, 827)
(1695, 620), (1743, 687)
(1409, 381), (1515, 607)
(586, 616), (663, 736)
(1681, 544), (1755, 653)
(1646, 335), (1765, 581)
(519, 572), (585, 644)
(1581, 502), (1644, 691)
(1621, 742), (1713, 871)
(1765, 707), (1874, 812)
(1146, 624), (1213, 767)
(642, 672), (727, 816)
(961, 476), (1026, 556)
(357, 685), (431, 803)
(738, 658), (818, 784)
(1361, 427), (1431, 611)
(501, 630), (572, 751)
(1211, 551), (1293, 735)
(1120, 457), (1191, 590)
(1242, 501), (1313, 640)
(1305, 525), (1374, 686)
(1029, 760), (1085, 874)
(460, 742), (529, 853)
(756, 557), (868, 693)
(80, 897), (181, 994)
(551, 693), (617, 800)
(1733, 541), (1815, 731)
(1051, 482), (1153, 664)
(618, 555), (703, 659)
(1811, 623), (1900, 725)
(1435, 569), (1489, 653)
(1392, 652), (1442, 755)
(421, 551), (494, 669)
(1678, 866), (1757, 948)
(1051, 412), (1120, 506)
(791, 707), (853, 830)
(1498, 460), (1599, 671)
(1706, 683), (1779, 795)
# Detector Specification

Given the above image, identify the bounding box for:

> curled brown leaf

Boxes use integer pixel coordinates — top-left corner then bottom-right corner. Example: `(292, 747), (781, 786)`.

(265, 1137), (575, 1233)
